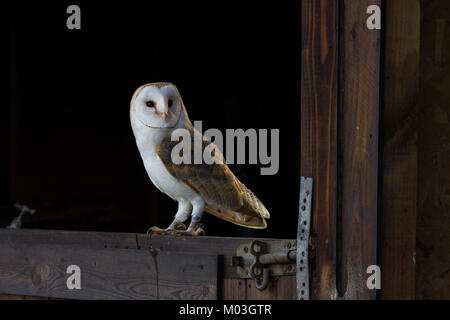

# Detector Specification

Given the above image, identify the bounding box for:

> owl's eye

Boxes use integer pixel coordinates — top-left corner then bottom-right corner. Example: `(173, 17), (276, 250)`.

(145, 101), (155, 108)
(168, 99), (173, 107)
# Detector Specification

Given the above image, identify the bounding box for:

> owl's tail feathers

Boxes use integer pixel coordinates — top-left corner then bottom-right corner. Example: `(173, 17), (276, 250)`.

(239, 182), (270, 219)
(204, 182), (270, 229)
(205, 206), (268, 229)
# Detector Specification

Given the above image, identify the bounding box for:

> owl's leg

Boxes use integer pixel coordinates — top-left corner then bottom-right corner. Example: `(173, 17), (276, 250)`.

(147, 201), (191, 235)
(175, 197), (205, 236)
(170, 201), (192, 230)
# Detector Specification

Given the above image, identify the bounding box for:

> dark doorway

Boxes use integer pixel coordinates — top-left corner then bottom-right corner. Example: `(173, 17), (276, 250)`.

(3, 1), (301, 238)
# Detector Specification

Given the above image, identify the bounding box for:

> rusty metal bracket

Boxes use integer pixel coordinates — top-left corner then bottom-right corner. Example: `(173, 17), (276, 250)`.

(232, 239), (296, 291)
(297, 177), (313, 300)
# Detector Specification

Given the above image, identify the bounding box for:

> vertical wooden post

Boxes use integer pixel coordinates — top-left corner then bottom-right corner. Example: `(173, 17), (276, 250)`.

(301, 0), (339, 300)
(339, 0), (380, 300)
(381, 0), (420, 299)
(302, 0), (381, 299)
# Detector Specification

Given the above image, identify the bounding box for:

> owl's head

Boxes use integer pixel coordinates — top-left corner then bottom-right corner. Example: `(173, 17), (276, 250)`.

(130, 82), (183, 129)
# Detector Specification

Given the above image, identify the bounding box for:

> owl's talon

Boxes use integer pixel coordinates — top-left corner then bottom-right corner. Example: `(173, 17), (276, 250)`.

(175, 223), (187, 231)
(146, 226), (177, 235)
(146, 226), (158, 234)
(194, 228), (205, 236)
(175, 228), (205, 237)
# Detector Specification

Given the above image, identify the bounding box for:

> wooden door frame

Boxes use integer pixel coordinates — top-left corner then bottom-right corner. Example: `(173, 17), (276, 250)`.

(301, 0), (381, 300)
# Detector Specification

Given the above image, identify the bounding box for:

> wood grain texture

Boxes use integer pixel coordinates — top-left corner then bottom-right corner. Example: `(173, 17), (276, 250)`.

(416, 0), (450, 300)
(381, 0), (420, 300)
(0, 229), (292, 279)
(245, 276), (296, 300)
(0, 229), (297, 299)
(0, 241), (218, 300)
(222, 277), (295, 300)
(301, 0), (339, 300)
(339, 0), (380, 300)
(222, 278), (246, 300)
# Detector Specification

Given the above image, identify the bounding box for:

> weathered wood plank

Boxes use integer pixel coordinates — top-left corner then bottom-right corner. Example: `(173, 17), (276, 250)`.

(339, 0), (380, 300)
(301, 0), (339, 300)
(0, 229), (299, 300)
(245, 276), (296, 300)
(381, 0), (420, 300)
(222, 278), (246, 300)
(0, 229), (292, 279)
(0, 241), (217, 300)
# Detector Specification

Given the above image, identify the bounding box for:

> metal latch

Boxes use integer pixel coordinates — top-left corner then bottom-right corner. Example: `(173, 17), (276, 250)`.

(231, 176), (313, 299)
(232, 239), (297, 291)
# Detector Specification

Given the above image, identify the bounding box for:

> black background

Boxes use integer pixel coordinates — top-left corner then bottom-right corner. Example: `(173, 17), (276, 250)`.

(2, 1), (301, 238)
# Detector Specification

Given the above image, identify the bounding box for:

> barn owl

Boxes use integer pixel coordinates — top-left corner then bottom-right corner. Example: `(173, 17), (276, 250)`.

(130, 82), (270, 236)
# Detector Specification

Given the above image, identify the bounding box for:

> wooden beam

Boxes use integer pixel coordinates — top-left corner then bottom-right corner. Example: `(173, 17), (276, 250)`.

(0, 229), (294, 279)
(339, 0), (380, 300)
(381, 0), (420, 299)
(301, 0), (339, 300)
(0, 238), (218, 300)
(0, 229), (298, 300)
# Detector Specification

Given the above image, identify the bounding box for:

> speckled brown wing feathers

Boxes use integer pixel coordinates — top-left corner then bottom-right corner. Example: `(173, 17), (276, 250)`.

(156, 128), (269, 229)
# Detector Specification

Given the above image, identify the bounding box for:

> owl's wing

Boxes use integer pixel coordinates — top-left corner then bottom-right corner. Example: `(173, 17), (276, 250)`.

(156, 128), (270, 229)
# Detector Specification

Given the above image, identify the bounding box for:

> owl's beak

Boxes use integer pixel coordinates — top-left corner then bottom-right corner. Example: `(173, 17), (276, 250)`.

(155, 108), (169, 120)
